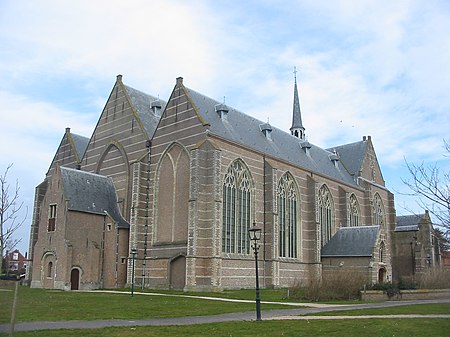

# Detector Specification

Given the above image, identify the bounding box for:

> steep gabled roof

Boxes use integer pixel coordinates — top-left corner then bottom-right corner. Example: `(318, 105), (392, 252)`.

(328, 139), (367, 177)
(123, 84), (166, 139)
(60, 167), (129, 228)
(185, 87), (356, 186)
(395, 214), (425, 232)
(321, 225), (380, 257)
(69, 132), (90, 162)
(47, 128), (89, 176)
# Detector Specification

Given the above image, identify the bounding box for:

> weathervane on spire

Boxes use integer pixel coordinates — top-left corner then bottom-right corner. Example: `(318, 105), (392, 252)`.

(293, 66), (298, 83)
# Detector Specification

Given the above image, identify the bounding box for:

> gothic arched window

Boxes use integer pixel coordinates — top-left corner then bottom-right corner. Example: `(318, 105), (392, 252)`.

(348, 194), (360, 227)
(379, 241), (385, 263)
(47, 261), (53, 278)
(318, 185), (334, 246)
(373, 193), (385, 228)
(278, 173), (299, 258)
(222, 160), (252, 254)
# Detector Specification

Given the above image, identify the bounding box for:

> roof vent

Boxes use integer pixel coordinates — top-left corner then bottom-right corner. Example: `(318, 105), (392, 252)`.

(215, 103), (229, 121)
(151, 99), (162, 116)
(259, 123), (273, 140)
(329, 149), (340, 167)
(300, 140), (311, 155)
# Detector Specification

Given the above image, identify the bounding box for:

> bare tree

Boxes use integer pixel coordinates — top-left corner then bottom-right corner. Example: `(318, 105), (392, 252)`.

(402, 140), (450, 241)
(0, 164), (27, 273)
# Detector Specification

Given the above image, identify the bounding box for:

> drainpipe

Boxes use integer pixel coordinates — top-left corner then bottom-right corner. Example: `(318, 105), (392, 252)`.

(263, 154), (266, 288)
(100, 211), (107, 288)
(141, 140), (151, 289)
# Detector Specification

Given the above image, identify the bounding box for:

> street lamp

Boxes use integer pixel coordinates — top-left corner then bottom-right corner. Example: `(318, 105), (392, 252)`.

(248, 222), (262, 321)
(130, 247), (137, 297)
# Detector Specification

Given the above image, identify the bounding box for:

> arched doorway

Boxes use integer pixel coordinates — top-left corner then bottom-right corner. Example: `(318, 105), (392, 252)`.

(70, 268), (80, 290)
(169, 255), (186, 290)
(378, 268), (386, 284)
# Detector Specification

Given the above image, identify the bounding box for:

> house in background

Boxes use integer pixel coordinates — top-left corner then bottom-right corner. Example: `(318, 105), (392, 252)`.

(442, 251), (450, 269)
(27, 74), (396, 291)
(4, 249), (26, 274)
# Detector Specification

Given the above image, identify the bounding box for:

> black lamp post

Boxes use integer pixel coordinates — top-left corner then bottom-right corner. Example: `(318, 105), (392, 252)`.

(248, 223), (262, 321)
(130, 247), (137, 297)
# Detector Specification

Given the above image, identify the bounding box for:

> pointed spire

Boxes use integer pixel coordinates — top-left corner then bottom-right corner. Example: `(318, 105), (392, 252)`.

(290, 66), (306, 140)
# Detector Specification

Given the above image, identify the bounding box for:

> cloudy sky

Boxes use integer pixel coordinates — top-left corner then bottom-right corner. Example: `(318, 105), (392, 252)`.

(1, 0), (449, 253)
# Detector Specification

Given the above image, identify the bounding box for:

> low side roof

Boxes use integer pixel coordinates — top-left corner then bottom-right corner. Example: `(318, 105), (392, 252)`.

(124, 84), (166, 139)
(321, 225), (380, 257)
(185, 87), (356, 186)
(395, 214), (425, 232)
(70, 132), (90, 161)
(60, 167), (130, 228)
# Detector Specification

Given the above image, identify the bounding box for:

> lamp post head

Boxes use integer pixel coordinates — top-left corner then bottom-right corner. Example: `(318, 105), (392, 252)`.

(248, 223), (262, 242)
(131, 248), (137, 255)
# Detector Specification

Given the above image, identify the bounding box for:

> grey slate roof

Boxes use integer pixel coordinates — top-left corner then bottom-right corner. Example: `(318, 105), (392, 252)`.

(70, 133), (89, 161)
(124, 84), (166, 139)
(60, 167), (130, 228)
(185, 87), (357, 186)
(328, 140), (367, 177)
(395, 214), (424, 232)
(321, 225), (380, 257)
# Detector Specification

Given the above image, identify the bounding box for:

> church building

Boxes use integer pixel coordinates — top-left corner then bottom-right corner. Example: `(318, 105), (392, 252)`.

(27, 73), (395, 291)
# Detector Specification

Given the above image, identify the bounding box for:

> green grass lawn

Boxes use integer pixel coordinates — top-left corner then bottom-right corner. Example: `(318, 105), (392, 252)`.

(111, 287), (293, 302)
(1, 286), (449, 337)
(2, 319), (450, 337)
(0, 286), (292, 323)
(314, 303), (450, 316)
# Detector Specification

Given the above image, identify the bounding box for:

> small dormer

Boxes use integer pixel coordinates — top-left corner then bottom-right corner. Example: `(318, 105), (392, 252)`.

(329, 149), (340, 167)
(151, 99), (162, 116)
(259, 122), (273, 140)
(215, 103), (229, 121)
(300, 140), (312, 155)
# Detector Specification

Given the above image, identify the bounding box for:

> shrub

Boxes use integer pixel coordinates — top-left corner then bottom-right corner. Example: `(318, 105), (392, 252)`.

(397, 276), (417, 290)
(289, 269), (366, 301)
(367, 282), (402, 299)
(417, 266), (450, 289)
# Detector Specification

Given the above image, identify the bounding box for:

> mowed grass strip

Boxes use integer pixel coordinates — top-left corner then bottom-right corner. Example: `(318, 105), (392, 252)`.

(0, 286), (291, 323)
(106, 287), (294, 302)
(311, 303), (450, 316)
(1, 318), (449, 337)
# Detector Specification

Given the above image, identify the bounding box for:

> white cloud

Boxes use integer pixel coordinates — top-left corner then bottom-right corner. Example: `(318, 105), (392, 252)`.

(0, 0), (224, 92)
(0, 90), (95, 177)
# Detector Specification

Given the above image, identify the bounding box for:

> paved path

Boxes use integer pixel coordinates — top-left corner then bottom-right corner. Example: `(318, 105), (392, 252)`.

(1, 292), (449, 333)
